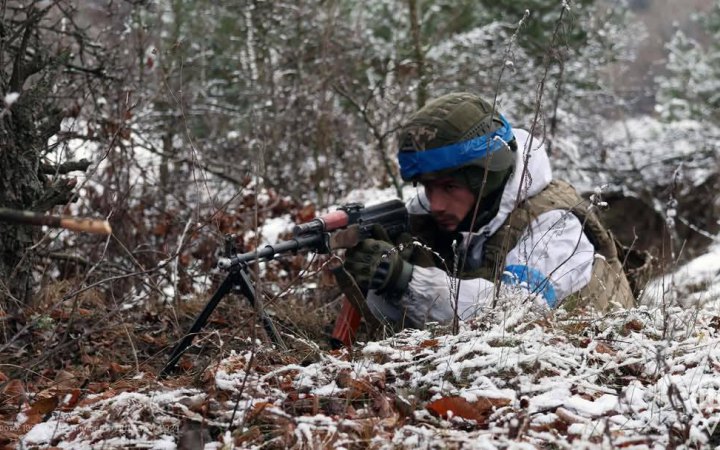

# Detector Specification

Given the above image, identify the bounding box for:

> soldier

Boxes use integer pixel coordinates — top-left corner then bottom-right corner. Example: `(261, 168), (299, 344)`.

(344, 92), (635, 329)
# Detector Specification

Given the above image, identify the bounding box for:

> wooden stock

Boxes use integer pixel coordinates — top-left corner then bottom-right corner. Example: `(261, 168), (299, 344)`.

(0, 208), (112, 235)
(59, 217), (112, 235)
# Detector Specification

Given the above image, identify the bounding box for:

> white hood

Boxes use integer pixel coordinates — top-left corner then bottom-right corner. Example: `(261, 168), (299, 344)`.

(479, 128), (552, 236)
(406, 127), (553, 237)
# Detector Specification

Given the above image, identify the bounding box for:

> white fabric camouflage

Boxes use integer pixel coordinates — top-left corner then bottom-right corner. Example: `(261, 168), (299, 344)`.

(367, 128), (594, 328)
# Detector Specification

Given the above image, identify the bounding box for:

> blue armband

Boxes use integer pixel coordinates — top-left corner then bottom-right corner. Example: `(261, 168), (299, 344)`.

(502, 264), (558, 308)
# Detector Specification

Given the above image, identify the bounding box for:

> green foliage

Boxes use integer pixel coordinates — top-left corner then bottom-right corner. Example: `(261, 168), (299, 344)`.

(116, 0), (637, 206)
(656, 5), (720, 122)
(475, 0), (594, 58)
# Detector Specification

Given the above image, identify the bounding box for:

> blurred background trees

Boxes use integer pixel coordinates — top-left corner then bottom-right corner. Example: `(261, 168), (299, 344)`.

(0, 1), (118, 306)
(1, 0), (718, 329)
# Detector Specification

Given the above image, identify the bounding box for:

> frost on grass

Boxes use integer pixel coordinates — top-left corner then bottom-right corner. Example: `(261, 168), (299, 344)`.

(20, 293), (720, 449)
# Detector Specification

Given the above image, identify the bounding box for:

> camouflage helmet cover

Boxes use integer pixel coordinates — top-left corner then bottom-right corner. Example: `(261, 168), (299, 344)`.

(397, 92), (515, 182)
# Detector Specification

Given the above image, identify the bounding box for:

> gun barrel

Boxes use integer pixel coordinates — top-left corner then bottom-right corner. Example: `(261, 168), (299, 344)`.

(217, 233), (324, 269)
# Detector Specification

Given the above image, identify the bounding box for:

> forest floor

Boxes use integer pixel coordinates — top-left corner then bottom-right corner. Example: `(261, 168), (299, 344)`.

(2, 231), (720, 449)
(3, 271), (720, 449)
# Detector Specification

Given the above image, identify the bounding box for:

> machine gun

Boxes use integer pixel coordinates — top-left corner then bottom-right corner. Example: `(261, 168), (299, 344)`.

(159, 199), (408, 377)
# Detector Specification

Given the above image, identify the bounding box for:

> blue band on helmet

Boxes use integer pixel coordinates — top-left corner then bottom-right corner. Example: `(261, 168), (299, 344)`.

(501, 264), (558, 308)
(398, 113), (513, 180)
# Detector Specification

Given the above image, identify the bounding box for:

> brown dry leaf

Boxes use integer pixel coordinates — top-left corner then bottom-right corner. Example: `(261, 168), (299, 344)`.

(153, 222), (169, 236)
(78, 387), (114, 406)
(556, 407), (589, 425)
(0, 371), (8, 383)
(178, 395), (206, 413)
(282, 395), (319, 415)
(426, 396), (485, 422)
(372, 394), (393, 419)
(178, 358), (194, 372)
(295, 204), (316, 224)
(473, 396), (511, 415)
(234, 425), (262, 447)
(595, 342), (615, 355)
(139, 333), (160, 345)
(614, 436), (653, 447)
(21, 412), (43, 430)
(347, 379), (376, 401)
(0, 426), (21, 448)
(62, 388), (82, 409)
(530, 416), (568, 434)
(54, 370), (77, 390)
(246, 401), (272, 422)
(335, 369), (353, 388)
(27, 396), (59, 417)
(420, 339), (439, 349)
(1, 379), (27, 405)
(86, 381), (110, 394)
(108, 362), (131, 377)
(623, 319), (644, 334)
(369, 371), (386, 390)
(80, 353), (102, 366)
(179, 253), (191, 266)
(208, 316), (229, 326)
(393, 395), (415, 418)
(50, 309), (70, 320)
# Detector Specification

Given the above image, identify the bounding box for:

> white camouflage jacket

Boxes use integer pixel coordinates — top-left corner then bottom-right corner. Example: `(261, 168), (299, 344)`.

(367, 129), (595, 328)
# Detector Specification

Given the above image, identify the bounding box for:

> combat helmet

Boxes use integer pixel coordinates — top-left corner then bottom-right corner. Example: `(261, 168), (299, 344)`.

(397, 92), (516, 195)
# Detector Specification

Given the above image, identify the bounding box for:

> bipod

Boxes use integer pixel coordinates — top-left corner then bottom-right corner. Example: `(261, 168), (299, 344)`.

(159, 255), (285, 378)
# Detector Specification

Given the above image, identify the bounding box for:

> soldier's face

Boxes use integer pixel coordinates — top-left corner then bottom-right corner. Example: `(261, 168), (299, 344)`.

(423, 177), (476, 231)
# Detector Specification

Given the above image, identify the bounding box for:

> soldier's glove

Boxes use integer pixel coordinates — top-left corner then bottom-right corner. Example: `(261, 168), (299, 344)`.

(344, 238), (414, 294)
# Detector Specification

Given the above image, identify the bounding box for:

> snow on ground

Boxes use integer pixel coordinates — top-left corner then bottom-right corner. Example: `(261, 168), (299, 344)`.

(16, 187), (720, 449)
(19, 271), (720, 448)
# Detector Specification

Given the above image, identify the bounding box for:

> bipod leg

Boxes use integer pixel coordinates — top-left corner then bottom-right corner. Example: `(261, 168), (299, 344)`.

(159, 273), (236, 378)
(235, 266), (287, 351)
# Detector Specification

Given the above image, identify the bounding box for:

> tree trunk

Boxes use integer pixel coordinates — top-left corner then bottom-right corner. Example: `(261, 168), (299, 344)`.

(0, 94), (48, 307)
(0, 4), (82, 308)
(407, 0), (427, 109)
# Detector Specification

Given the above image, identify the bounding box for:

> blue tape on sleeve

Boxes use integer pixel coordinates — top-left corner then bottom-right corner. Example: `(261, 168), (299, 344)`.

(501, 264), (558, 308)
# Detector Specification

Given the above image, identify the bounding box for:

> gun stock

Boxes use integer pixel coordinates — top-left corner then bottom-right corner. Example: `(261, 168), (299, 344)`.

(0, 208), (112, 235)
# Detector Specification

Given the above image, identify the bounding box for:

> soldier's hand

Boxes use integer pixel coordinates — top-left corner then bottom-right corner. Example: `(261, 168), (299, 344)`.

(344, 238), (413, 293)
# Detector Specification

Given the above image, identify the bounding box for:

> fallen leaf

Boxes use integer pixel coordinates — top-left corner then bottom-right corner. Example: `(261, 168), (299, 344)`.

(282, 395), (319, 415)
(27, 395), (59, 417)
(247, 401), (272, 422)
(347, 379), (376, 400)
(1, 379), (26, 405)
(473, 396), (511, 414)
(426, 396), (485, 422)
(594, 342), (615, 355)
(295, 204), (316, 223)
(62, 388), (82, 409)
(54, 370), (77, 390)
(623, 319), (644, 334)
(108, 362), (131, 377)
(178, 358), (193, 372)
(372, 394), (393, 418)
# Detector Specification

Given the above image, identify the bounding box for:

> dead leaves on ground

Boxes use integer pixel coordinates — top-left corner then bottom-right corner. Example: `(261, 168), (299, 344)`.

(426, 395), (511, 424)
